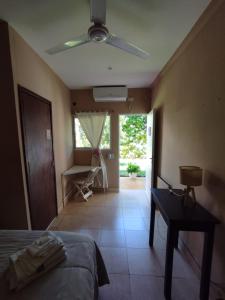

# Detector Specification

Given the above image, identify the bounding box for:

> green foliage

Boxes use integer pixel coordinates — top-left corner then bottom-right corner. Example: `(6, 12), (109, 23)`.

(119, 159), (146, 177)
(75, 116), (110, 149)
(127, 163), (140, 174)
(120, 169), (145, 177)
(120, 115), (147, 159)
(75, 119), (91, 147)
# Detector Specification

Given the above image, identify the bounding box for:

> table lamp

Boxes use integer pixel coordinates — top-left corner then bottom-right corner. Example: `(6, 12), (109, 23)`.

(179, 166), (203, 207)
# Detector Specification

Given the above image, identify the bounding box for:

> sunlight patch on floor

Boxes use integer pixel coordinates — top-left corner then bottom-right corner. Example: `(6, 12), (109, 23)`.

(120, 177), (145, 190)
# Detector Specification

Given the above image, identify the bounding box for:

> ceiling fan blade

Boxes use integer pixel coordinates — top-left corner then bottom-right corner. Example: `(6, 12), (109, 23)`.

(106, 34), (150, 59)
(46, 34), (90, 55)
(90, 0), (106, 25)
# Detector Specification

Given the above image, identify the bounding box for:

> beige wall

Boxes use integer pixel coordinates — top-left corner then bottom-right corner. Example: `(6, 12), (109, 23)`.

(9, 27), (74, 220)
(151, 0), (225, 284)
(71, 88), (151, 189)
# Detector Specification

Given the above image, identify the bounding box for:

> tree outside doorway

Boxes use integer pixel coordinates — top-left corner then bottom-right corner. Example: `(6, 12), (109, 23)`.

(120, 114), (147, 177)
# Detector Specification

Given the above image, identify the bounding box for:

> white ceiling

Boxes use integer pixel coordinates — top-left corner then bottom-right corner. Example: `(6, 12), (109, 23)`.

(0, 0), (210, 89)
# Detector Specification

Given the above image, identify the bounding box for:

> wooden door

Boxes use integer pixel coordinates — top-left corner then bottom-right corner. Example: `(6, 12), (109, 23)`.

(145, 109), (156, 198)
(19, 86), (57, 229)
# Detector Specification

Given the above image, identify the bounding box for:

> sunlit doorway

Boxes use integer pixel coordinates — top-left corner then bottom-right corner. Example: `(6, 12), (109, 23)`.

(119, 114), (147, 190)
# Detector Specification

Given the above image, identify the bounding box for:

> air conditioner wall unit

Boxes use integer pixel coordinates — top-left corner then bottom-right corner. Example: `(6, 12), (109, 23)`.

(93, 86), (128, 102)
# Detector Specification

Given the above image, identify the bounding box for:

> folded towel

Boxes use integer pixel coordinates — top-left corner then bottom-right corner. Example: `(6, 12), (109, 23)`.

(9, 232), (64, 278)
(26, 232), (64, 257)
(7, 248), (66, 291)
(6, 232), (66, 291)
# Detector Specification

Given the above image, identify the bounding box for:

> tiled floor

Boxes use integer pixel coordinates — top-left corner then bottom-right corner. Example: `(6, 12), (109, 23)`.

(50, 190), (202, 299)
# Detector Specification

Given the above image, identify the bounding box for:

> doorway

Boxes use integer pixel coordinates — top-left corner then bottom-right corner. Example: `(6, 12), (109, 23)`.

(145, 110), (156, 197)
(119, 114), (147, 190)
(19, 86), (57, 229)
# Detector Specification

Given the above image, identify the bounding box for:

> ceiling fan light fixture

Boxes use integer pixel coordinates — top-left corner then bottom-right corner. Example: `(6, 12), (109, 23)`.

(64, 40), (81, 47)
(88, 24), (108, 43)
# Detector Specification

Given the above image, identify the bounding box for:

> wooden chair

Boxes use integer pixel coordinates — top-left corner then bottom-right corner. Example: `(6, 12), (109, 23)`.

(73, 167), (101, 201)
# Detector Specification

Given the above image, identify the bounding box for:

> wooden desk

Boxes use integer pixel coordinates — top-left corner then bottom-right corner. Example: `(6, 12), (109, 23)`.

(63, 165), (94, 176)
(149, 188), (219, 300)
(62, 165), (96, 203)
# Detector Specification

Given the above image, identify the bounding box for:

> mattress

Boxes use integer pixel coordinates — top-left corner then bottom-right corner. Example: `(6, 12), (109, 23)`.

(0, 230), (109, 300)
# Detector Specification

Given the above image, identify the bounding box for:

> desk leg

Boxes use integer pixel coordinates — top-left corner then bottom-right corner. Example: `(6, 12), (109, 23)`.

(200, 227), (215, 300)
(164, 225), (177, 300)
(149, 196), (156, 247)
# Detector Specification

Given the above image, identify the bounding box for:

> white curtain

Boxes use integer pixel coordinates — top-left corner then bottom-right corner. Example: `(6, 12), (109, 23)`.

(77, 112), (108, 189)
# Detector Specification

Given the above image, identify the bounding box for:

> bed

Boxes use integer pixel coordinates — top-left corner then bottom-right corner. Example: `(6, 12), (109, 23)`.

(0, 230), (109, 300)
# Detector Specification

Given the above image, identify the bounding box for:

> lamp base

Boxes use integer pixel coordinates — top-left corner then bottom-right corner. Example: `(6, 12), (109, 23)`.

(183, 186), (196, 208)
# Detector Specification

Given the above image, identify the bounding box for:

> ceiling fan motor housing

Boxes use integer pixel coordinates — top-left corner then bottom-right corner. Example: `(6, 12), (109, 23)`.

(88, 24), (109, 42)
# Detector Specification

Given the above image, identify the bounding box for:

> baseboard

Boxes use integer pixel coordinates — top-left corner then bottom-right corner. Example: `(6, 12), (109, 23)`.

(108, 187), (119, 193)
(57, 203), (63, 214)
(179, 238), (225, 299)
(63, 187), (76, 207)
(179, 238), (201, 277)
(46, 216), (58, 230)
(92, 187), (119, 193)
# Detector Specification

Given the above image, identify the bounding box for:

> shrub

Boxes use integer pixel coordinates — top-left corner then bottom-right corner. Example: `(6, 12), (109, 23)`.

(127, 163), (140, 174)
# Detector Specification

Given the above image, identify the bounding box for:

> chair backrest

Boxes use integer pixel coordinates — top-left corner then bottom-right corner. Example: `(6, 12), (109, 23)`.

(84, 167), (101, 185)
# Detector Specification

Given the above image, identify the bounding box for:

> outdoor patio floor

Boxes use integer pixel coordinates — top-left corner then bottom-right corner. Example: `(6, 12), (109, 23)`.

(120, 177), (145, 190)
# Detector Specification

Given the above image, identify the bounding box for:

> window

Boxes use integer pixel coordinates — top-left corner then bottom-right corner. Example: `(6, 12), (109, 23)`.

(74, 116), (111, 149)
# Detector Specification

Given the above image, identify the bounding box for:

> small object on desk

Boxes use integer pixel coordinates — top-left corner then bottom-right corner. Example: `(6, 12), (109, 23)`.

(149, 188), (219, 300)
(179, 166), (203, 207)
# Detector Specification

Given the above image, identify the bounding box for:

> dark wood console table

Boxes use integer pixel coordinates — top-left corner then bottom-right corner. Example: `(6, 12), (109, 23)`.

(149, 188), (219, 300)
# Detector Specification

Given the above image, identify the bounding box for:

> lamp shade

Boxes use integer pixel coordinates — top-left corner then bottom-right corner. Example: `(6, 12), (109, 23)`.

(179, 166), (203, 187)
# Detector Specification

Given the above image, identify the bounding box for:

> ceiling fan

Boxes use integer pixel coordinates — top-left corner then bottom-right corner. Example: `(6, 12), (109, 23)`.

(46, 0), (150, 59)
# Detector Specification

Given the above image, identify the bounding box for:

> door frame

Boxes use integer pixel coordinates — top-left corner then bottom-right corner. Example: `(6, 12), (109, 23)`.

(119, 113), (147, 190)
(18, 85), (58, 228)
(145, 109), (157, 198)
